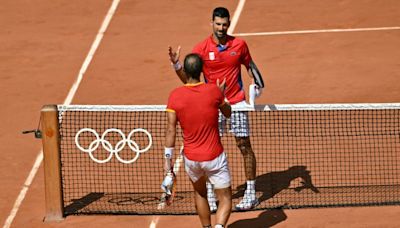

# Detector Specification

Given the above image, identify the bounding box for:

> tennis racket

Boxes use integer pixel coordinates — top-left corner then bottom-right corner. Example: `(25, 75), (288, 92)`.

(158, 170), (177, 209)
(158, 145), (184, 209)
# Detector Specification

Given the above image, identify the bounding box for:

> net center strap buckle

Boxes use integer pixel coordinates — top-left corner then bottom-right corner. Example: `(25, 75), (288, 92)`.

(22, 129), (42, 139)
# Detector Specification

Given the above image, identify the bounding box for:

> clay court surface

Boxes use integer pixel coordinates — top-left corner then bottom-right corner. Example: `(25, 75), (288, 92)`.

(1, 0), (400, 227)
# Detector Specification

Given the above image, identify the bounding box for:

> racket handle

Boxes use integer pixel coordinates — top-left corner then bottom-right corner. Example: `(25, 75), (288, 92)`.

(249, 84), (257, 106)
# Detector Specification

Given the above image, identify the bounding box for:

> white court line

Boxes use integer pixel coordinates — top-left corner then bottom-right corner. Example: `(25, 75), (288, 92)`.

(3, 153), (44, 228)
(233, 26), (400, 36)
(228, 0), (246, 35)
(149, 216), (160, 228)
(2, 0), (121, 227)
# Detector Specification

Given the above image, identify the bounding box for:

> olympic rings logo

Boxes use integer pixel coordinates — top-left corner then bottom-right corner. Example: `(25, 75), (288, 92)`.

(74, 128), (152, 164)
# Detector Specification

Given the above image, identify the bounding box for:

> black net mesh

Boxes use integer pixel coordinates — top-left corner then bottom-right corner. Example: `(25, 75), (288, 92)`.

(57, 105), (400, 215)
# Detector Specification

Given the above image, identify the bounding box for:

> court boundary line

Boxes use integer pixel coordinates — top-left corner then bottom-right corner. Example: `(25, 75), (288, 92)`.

(228, 0), (246, 35)
(2, 0), (121, 227)
(232, 26), (400, 37)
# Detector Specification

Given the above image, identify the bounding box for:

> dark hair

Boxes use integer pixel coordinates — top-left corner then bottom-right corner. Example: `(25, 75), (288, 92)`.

(212, 7), (230, 21)
(184, 54), (203, 80)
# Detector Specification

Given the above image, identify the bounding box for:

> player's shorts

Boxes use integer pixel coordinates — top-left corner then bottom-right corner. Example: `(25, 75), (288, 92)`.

(219, 101), (250, 137)
(183, 152), (231, 189)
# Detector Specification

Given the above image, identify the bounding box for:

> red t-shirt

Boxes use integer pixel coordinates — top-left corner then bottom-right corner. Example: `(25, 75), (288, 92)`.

(192, 35), (252, 104)
(166, 82), (225, 161)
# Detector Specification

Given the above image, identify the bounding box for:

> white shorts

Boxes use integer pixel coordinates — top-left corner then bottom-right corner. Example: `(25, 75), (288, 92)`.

(219, 101), (250, 137)
(183, 152), (231, 189)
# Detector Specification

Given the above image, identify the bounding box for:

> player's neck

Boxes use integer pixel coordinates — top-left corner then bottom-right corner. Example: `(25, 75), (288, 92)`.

(186, 78), (200, 84)
(212, 34), (227, 45)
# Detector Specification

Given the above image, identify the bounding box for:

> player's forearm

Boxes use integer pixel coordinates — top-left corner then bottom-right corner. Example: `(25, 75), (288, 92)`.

(220, 102), (231, 118)
(165, 127), (176, 148)
(165, 112), (177, 147)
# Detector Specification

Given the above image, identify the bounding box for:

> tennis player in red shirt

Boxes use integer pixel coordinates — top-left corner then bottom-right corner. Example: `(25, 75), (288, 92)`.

(168, 7), (263, 211)
(163, 54), (232, 228)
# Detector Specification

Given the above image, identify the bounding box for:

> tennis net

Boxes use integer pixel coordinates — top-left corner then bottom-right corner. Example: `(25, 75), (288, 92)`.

(41, 103), (400, 216)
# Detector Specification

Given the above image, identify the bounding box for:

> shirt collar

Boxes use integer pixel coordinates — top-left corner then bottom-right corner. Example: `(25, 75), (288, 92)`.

(209, 34), (233, 49)
(184, 82), (204, 87)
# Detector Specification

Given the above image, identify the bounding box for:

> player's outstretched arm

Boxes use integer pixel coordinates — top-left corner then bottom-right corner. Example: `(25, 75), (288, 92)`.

(168, 46), (187, 84)
(164, 111), (177, 172)
(161, 111), (177, 195)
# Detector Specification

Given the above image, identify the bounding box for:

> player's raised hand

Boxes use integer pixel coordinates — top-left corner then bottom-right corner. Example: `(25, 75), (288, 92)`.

(168, 46), (181, 64)
(217, 78), (227, 93)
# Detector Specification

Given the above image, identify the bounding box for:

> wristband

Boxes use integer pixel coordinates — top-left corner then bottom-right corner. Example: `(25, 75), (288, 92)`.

(164, 147), (174, 159)
(171, 61), (182, 71)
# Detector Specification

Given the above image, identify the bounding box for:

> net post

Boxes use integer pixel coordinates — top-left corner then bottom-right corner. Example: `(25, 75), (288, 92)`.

(40, 105), (64, 221)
